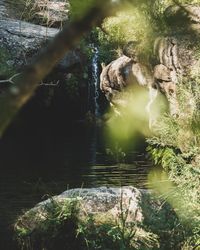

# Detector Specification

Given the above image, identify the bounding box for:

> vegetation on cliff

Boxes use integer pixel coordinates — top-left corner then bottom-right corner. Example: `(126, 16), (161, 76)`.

(147, 81), (200, 248)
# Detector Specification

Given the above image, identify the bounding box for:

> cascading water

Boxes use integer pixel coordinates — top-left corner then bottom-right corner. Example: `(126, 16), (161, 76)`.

(91, 45), (100, 117)
(86, 45), (101, 165)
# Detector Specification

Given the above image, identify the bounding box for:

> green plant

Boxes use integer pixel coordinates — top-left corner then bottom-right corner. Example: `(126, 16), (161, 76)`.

(147, 80), (200, 248)
(77, 194), (159, 250)
(15, 198), (82, 250)
(106, 144), (126, 164)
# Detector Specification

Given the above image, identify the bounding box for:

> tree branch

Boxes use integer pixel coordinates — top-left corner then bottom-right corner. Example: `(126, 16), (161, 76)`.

(0, 73), (21, 84)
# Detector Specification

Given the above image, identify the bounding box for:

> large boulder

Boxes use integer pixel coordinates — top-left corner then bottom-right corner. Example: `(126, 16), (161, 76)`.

(14, 186), (182, 249)
(0, 18), (83, 77)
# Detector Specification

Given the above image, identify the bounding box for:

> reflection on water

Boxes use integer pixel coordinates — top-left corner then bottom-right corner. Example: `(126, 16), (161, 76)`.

(0, 119), (151, 248)
(86, 160), (150, 187)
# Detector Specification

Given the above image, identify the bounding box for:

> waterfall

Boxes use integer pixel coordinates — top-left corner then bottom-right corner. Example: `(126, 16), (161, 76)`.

(86, 45), (101, 165)
(91, 45), (100, 117)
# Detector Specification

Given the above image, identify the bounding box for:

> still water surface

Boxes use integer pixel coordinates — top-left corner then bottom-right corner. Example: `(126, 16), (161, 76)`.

(0, 118), (151, 248)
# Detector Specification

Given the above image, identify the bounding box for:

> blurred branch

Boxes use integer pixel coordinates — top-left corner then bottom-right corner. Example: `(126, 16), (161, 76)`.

(39, 80), (60, 86)
(0, 0), (116, 135)
(0, 73), (21, 84)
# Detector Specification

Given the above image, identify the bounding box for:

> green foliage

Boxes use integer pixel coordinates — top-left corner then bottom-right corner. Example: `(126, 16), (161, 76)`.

(149, 81), (200, 155)
(147, 81), (200, 248)
(97, 28), (120, 63)
(77, 206), (159, 250)
(15, 196), (161, 250)
(106, 144), (126, 164)
(147, 145), (200, 248)
(15, 198), (81, 250)
(100, 3), (156, 63)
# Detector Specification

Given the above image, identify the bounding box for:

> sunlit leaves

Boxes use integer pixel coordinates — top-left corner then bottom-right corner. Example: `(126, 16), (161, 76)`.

(102, 3), (153, 48)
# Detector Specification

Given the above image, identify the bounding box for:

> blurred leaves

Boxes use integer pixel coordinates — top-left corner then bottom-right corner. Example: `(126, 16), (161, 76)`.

(69, 0), (97, 21)
(105, 87), (166, 151)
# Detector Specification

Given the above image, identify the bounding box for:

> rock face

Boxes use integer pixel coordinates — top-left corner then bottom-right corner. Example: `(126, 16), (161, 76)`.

(0, 0), (83, 79)
(0, 18), (83, 77)
(155, 5), (200, 85)
(0, 0), (8, 19)
(165, 4), (200, 34)
(100, 5), (200, 119)
(15, 186), (180, 249)
(153, 37), (181, 116)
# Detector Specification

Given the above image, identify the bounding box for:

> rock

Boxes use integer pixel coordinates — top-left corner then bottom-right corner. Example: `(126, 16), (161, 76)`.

(0, 0), (8, 19)
(0, 18), (83, 76)
(153, 35), (200, 79)
(153, 33), (200, 115)
(100, 4), (200, 119)
(14, 186), (181, 249)
(3, 0), (70, 28)
(164, 4), (200, 34)
(16, 187), (145, 228)
(100, 55), (154, 107)
(28, 0), (70, 27)
(153, 36), (180, 116)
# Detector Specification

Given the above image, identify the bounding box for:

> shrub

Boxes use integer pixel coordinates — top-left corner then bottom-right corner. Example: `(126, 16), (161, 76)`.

(147, 80), (200, 248)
